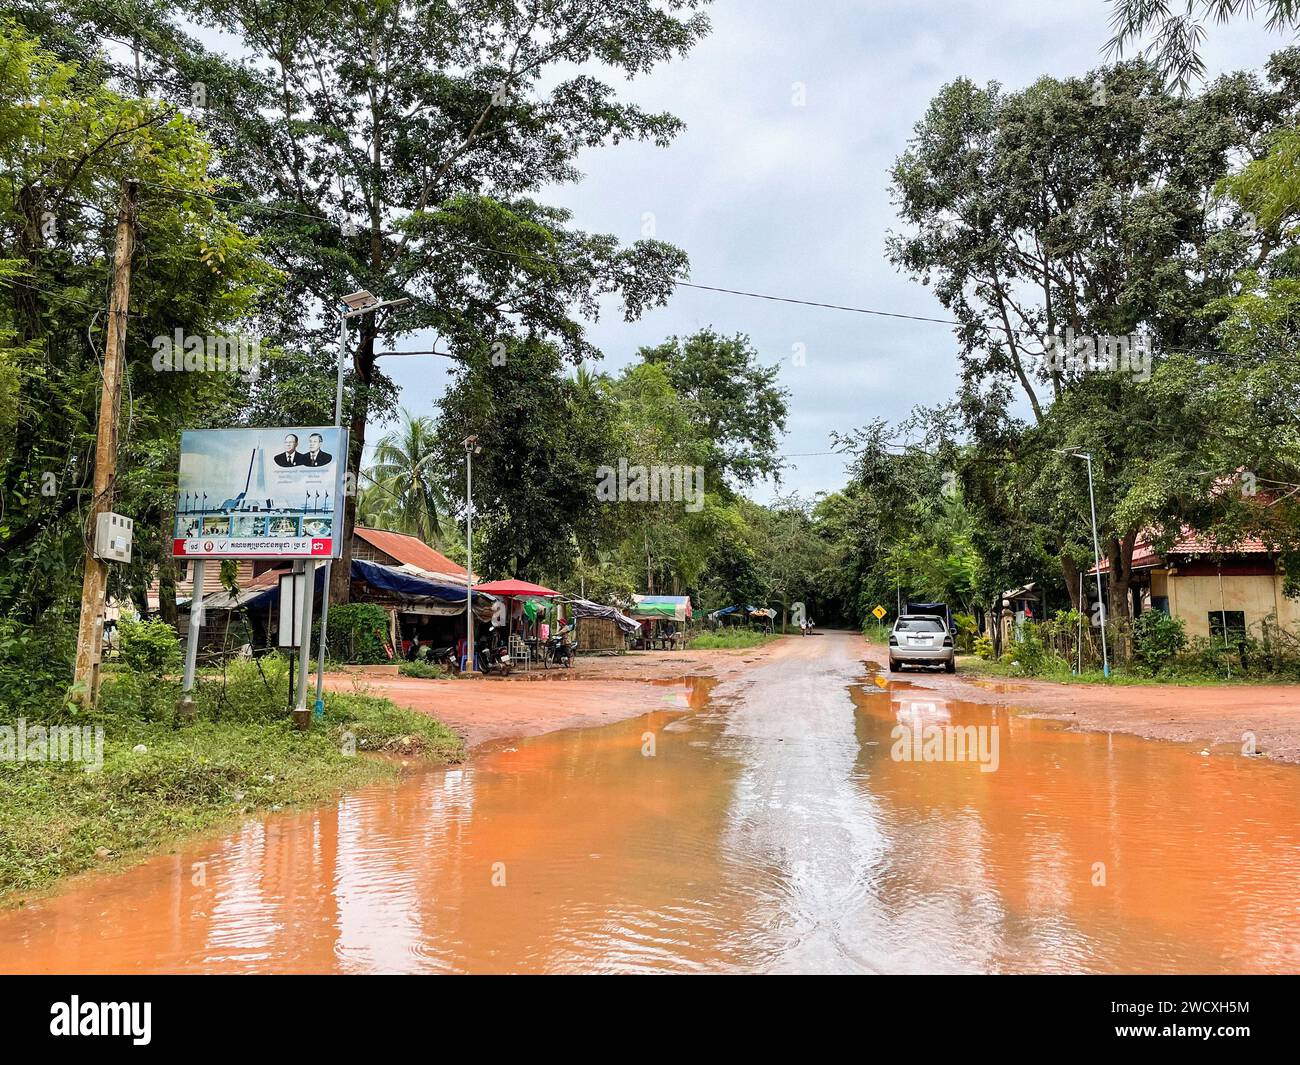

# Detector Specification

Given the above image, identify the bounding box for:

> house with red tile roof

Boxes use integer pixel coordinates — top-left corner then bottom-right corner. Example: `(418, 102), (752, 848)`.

(1089, 527), (1297, 641)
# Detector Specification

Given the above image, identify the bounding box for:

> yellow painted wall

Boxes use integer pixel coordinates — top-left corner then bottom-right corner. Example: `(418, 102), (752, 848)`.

(1167, 571), (1300, 639)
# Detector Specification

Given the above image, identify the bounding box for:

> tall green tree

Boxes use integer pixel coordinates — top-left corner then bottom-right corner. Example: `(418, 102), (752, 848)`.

(432, 336), (615, 580)
(0, 21), (274, 625)
(47, 0), (710, 601)
(638, 328), (789, 487)
(602, 360), (718, 594)
(888, 56), (1300, 632)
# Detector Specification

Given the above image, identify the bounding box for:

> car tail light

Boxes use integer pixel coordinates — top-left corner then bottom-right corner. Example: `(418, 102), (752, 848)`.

(889, 635), (898, 646)
(943, 635), (953, 647)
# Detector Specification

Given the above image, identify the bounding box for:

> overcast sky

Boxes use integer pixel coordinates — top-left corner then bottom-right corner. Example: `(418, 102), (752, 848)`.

(376, 1), (1285, 503)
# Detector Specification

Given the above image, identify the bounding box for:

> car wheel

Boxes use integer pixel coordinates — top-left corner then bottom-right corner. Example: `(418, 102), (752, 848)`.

(945, 659), (956, 674)
(888, 658), (898, 673)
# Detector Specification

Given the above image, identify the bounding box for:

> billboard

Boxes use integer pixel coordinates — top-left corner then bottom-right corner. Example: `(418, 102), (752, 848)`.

(172, 427), (348, 559)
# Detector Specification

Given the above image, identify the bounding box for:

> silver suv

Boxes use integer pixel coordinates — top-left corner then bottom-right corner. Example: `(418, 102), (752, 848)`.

(888, 615), (955, 673)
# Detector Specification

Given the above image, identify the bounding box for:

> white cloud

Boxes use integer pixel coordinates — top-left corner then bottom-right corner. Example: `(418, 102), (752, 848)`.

(383, 0), (1288, 501)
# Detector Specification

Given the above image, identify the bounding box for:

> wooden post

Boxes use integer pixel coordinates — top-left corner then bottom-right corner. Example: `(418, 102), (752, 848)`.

(71, 178), (139, 708)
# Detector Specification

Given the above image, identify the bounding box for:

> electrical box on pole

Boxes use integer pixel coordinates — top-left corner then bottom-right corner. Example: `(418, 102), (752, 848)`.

(93, 512), (134, 563)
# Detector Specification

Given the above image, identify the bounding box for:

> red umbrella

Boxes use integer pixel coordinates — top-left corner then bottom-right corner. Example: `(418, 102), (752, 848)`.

(472, 578), (560, 597)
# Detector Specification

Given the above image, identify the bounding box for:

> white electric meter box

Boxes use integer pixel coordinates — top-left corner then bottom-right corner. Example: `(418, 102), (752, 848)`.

(94, 512), (134, 563)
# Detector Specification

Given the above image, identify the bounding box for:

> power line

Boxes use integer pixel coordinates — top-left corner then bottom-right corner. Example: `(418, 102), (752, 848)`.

(134, 178), (1258, 362)
(133, 178), (964, 326)
(675, 283), (958, 326)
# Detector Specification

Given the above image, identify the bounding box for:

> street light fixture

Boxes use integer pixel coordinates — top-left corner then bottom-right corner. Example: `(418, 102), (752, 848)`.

(463, 435), (481, 674)
(1056, 448), (1110, 678)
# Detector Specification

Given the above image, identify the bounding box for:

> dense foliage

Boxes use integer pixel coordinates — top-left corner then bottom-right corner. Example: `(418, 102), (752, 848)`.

(1, 6), (1298, 695)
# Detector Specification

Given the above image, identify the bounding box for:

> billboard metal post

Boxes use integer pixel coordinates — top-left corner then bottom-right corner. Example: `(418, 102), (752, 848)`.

(293, 559), (317, 730)
(179, 558), (205, 719)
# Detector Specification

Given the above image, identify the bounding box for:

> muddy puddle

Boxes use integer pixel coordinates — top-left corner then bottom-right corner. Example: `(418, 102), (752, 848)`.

(1, 664), (1297, 973)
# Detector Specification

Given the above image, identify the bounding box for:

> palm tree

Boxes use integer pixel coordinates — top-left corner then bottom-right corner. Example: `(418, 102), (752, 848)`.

(355, 480), (401, 530)
(366, 408), (449, 546)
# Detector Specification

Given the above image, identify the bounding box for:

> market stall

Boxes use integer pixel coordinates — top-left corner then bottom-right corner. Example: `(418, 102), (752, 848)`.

(629, 594), (693, 649)
(565, 596), (641, 652)
(472, 578), (563, 669)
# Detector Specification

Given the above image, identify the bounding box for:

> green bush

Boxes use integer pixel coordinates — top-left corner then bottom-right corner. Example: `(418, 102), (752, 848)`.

(399, 659), (451, 679)
(973, 634), (994, 659)
(951, 612), (978, 653)
(319, 603), (391, 663)
(117, 615), (183, 677)
(0, 617), (76, 716)
(1006, 621), (1069, 676)
(1132, 610), (1187, 673)
(861, 619), (892, 643)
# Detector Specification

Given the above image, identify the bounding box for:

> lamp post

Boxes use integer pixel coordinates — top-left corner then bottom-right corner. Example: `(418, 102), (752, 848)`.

(1057, 448), (1110, 678)
(463, 435), (481, 673)
(311, 289), (410, 719)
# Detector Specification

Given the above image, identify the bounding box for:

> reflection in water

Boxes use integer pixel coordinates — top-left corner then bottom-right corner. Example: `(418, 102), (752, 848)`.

(0, 665), (1298, 974)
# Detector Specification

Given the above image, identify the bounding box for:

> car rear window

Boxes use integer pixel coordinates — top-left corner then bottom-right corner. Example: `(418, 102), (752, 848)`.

(896, 618), (945, 632)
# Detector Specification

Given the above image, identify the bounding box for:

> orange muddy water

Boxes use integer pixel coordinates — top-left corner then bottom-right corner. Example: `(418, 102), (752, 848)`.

(2, 633), (1298, 973)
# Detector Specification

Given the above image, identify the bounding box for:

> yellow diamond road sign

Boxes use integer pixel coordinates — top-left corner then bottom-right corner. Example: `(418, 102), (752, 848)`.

(872, 605), (886, 620)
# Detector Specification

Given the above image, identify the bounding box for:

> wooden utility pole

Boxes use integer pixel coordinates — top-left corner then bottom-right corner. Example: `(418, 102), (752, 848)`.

(71, 178), (139, 708)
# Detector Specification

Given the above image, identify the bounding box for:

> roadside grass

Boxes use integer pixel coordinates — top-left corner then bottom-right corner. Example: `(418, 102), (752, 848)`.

(956, 655), (1297, 686)
(861, 621), (893, 644)
(398, 659), (454, 679)
(689, 629), (780, 649)
(0, 655), (461, 904)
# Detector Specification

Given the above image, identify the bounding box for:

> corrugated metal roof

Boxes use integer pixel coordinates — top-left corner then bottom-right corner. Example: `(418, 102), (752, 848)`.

(354, 526), (465, 575)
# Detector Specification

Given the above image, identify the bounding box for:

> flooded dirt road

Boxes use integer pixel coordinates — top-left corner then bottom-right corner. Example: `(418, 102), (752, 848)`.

(2, 632), (1298, 973)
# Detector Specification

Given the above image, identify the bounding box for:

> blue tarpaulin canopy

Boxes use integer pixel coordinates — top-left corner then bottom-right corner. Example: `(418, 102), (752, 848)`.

(200, 558), (495, 618)
(351, 558), (496, 617)
(353, 558), (467, 602)
(708, 604), (775, 621)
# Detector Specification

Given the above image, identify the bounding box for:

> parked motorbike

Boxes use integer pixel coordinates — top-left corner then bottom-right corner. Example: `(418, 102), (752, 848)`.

(427, 645), (456, 670)
(475, 641), (512, 675)
(544, 635), (573, 668)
